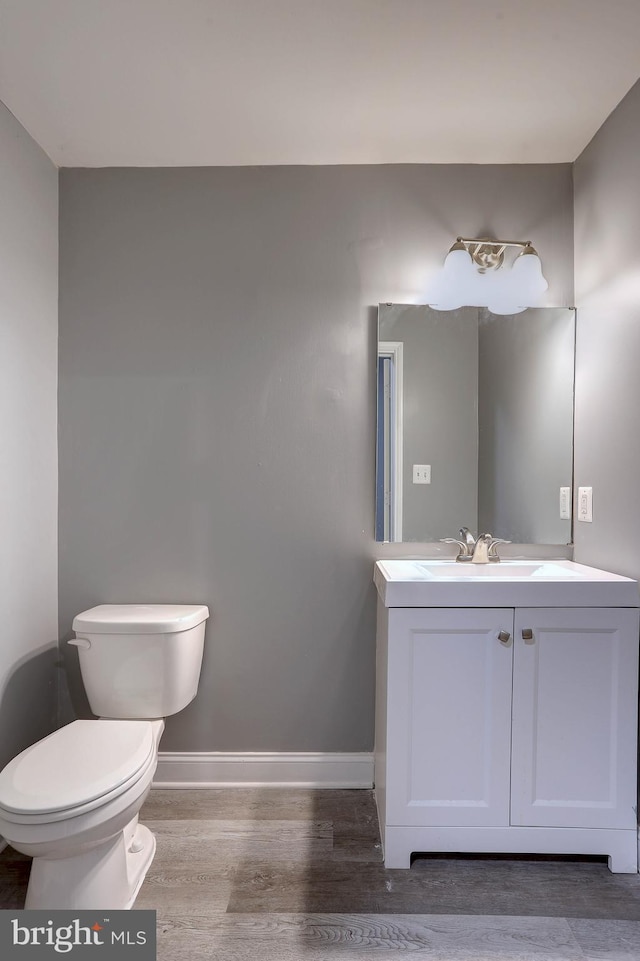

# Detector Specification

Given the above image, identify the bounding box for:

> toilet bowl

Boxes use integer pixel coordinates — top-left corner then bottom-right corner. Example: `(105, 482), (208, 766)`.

(0, 719), (163, 908)
(0, 603), (209, 909)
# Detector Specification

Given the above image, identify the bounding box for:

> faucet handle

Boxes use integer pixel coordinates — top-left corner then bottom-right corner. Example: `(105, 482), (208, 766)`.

(488, 537), (511, 561)
(440, 537), (472, 561)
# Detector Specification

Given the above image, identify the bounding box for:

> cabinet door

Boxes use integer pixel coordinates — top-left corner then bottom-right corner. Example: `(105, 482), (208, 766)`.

(386, 608), (514, 827)
(510, 607), (640, 830)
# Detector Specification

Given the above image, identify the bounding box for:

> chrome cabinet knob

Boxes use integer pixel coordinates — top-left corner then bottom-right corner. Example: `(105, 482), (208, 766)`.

(522, 628), (534, 641)
(498, 630), (511, 644)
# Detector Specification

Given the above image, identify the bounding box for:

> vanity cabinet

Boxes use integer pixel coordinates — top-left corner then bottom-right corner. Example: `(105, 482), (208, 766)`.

(375, 600), (640, 873)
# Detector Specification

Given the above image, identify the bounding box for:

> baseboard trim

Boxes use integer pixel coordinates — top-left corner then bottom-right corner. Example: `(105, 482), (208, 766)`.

(153, 751), (374, 789)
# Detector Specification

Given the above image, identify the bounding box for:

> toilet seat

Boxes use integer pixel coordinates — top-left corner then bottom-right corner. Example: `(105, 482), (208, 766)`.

(0, 720), (155, 824)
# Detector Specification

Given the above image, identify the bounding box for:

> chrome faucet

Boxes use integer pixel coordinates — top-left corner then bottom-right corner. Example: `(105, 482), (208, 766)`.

(470, 533), (493, 564)
(440, 528), (510, 563)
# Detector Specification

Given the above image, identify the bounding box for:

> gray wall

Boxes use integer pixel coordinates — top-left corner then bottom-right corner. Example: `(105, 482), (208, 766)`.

(574, 79), (640, 579)
(58, 164), (573, 752)
(0, 101), (58, 768)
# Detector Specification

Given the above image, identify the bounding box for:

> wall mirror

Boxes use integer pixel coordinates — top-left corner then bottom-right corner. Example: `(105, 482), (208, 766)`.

(376, 304), (575, 544)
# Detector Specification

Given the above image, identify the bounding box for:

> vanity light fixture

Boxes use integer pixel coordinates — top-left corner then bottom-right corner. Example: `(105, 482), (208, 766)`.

(426, 237), (549, 315)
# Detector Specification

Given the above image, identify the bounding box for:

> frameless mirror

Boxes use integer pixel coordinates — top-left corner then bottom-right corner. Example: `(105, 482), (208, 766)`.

(376, 305), (575, 544)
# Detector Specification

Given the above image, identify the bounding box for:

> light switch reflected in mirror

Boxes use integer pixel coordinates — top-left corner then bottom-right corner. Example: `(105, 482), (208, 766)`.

(376, 305), (575, 544)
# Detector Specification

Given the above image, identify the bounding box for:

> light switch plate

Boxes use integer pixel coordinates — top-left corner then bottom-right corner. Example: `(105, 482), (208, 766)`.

(412, 464), (431, 484)
(559, 487), (571, 520)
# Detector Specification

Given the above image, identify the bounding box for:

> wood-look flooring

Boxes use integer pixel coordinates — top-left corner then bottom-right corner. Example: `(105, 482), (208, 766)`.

(2, 788), (640, 959)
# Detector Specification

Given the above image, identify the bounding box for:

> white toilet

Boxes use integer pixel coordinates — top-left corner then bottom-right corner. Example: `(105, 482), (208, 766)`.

(0, 603), (209, 910)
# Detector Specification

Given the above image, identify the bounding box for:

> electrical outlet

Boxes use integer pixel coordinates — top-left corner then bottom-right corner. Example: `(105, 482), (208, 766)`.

(578, 486), (593, 523)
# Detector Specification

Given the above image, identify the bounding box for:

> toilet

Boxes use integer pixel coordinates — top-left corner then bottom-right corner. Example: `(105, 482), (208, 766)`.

(0, 603), (209, 910)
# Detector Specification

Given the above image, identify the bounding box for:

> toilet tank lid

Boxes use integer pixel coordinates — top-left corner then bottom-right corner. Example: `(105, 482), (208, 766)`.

(73, 604), (210, 634)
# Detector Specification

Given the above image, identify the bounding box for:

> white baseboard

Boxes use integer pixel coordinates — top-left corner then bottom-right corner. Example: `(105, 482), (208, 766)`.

(153, 751), (374, 789)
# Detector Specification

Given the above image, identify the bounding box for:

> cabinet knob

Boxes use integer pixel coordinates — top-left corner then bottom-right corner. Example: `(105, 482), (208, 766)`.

(522, 628), (534, 641)
(498, 630), (511, 644)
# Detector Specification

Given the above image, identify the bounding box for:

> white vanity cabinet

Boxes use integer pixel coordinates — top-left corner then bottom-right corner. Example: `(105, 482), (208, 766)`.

(374, 561), (640, 873)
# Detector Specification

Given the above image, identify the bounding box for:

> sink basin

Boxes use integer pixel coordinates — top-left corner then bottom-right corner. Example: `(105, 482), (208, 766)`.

(374, 558), (639, 608)
(415, 560), (582, 579)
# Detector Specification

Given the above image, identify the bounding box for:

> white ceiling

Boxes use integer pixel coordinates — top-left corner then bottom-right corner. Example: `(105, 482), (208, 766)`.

(1, 0), (640, 168)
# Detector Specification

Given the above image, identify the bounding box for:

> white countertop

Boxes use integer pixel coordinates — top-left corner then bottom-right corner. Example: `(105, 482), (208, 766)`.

(374, 558), (640, 608)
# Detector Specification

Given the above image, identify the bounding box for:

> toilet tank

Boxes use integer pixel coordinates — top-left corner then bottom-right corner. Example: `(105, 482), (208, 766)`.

(71, 604), (209, 719)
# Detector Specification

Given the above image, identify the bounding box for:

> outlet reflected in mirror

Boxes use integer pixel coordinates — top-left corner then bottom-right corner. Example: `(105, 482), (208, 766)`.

(376, 305), (575, 544)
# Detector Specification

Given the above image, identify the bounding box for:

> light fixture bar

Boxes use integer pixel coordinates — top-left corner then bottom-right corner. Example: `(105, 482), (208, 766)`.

(457, 237), (532, 249)
(455, 237), (540, 273)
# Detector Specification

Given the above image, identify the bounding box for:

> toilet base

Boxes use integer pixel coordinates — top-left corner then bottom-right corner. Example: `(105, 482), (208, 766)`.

(25, 819), (156, 910)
